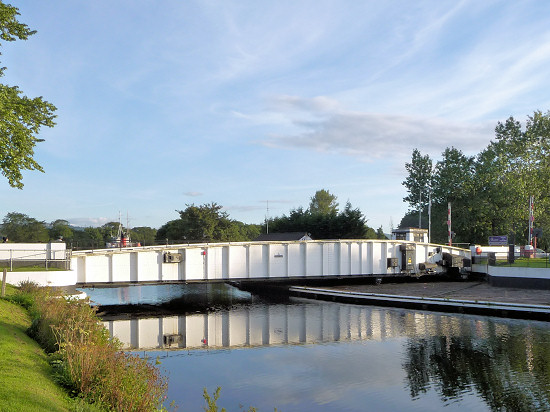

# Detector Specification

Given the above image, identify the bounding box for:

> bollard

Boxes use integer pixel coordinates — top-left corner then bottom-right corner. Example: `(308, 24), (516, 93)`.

(1, 268), (6, 297)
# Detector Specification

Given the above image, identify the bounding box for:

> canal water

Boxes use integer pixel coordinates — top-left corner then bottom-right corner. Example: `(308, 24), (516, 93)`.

(83, 284), (550, 412)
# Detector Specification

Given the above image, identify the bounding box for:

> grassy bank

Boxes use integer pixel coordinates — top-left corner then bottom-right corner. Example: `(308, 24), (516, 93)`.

(1, 283), (169, 412)
(0, 284), (77, 411)
(494, 257), (550, 268)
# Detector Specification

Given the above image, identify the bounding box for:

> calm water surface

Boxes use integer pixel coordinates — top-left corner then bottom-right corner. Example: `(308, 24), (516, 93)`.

(84, 284), (550, 412)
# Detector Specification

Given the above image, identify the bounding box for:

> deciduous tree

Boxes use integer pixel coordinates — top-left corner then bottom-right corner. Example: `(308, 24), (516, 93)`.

(0, 2), (57, 188)
(156, 203), (260, 243)
(49, 219), (73, 241)
(1, 212), (49, 242)
(402, 149), (433, 212)
(309, 189), (339, 215)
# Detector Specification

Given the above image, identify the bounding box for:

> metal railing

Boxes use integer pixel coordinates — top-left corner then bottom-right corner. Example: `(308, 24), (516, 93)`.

(0, 249), (72, 271)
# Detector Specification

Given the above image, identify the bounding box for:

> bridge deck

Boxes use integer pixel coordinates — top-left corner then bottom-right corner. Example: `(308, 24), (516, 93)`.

(72, 240), (470, 287)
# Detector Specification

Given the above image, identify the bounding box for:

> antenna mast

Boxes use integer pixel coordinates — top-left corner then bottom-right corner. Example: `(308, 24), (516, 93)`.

(266, 200), (269, 234)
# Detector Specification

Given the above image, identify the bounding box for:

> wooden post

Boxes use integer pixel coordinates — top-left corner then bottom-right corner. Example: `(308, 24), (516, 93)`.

(1, 268), (6, 297)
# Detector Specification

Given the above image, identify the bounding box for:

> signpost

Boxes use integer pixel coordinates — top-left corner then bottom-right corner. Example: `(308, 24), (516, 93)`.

(488, 235), (508, 246)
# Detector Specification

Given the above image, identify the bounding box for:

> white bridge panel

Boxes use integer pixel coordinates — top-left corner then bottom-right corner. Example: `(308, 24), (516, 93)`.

(206, 247), (227, 280)
(228, 245), (248, 279)
(371, 242), (385, 274)
(288, 243), (305, 277)
(85, 255), (110, 283)
(160, 250), (179, 282)
(111, 254), (131, 283)
(322, 243), (338, 276)
(269, 244), (288, 278)
(249, 245), (268, 278)
(137, 251), (161, 282)
(185, 249), (206, 281)
(350, 242), (361, 274)
(305, 243), (323, 277)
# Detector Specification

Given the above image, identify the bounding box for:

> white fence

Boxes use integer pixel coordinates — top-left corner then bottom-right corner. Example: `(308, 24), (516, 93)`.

(0, 242), (70, 270)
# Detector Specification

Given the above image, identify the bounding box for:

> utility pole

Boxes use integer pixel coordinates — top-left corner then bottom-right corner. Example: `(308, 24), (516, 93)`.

(428, 192), (431, 243)
(528, 195), (534, 246)
(266, 200), (269, 234)
(447, 202), (452, 246)
(419, 189), (422, 228)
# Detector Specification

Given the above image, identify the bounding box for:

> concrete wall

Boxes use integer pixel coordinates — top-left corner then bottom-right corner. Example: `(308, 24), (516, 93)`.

(486, 265), (550, 289)
(5, 270), (77, 287)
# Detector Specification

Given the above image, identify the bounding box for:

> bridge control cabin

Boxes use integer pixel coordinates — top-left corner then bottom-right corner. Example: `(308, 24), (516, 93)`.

(391, 228), (428, 243)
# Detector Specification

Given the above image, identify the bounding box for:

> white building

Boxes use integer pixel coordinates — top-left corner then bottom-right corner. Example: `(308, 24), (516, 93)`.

(391, 228), (428, 243)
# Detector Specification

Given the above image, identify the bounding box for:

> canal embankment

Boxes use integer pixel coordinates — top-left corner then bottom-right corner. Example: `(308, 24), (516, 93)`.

(0, 282), (170, 412)
(289, 280), (550, 321)
(0, 284), (87, 412)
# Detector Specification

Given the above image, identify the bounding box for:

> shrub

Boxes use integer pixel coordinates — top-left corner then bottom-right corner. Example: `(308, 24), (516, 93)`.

(21, 286), (169, 411)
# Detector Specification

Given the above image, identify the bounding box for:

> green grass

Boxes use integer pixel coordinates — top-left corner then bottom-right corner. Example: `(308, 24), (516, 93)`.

(494, 258), (550, 268)
(3, 282), (170, 412)
(0, 284), (73, 412)
(0, 266), (66, 272)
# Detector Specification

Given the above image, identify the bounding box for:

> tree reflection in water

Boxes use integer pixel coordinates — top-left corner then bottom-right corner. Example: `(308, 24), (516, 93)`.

(403, 320), (550, 411)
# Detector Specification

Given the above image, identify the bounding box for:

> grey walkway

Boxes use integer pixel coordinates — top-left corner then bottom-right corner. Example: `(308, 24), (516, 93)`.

(289, 280), (550, 321)
(327, 280), (550, 306)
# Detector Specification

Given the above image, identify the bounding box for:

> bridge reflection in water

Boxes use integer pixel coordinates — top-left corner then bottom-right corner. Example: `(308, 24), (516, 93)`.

(102, 299), (550, 411)
(103, 300), (499, 351)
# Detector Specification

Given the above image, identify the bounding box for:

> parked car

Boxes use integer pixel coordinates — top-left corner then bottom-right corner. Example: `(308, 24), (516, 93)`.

(535, 248), (548, 258)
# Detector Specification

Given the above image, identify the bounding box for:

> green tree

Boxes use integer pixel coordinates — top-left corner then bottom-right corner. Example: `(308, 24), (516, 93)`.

(156, 203), (260, 243)
(334, 201), (369, 239)
(430, 147), (475, 244)
(49, 219), (73, 241)
(400, 110), (550, 246)
(398, 210), (428, 230)
(376, 225), (386, 239)
(177, 203), (229, 241)
(487, 111), (550, 247)
(156, 219), (186, 243)
(309, 189), (339, 215)
(1, 212), (49, 242)
(267, 195), (372, 240)
(0, 2), (57, 188)
(100, 222), (123, 244)
(130, 226), (157, 246)
(403, 149), (433, 213)
(74, 227), (104, 249)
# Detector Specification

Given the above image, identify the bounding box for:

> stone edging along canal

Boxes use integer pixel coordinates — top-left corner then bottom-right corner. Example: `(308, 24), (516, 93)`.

(289, 286), (550, 321)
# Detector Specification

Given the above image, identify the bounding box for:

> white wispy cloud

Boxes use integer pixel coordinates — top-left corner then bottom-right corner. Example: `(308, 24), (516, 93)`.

(261, 96), (493, 160)
(68, 217), (111, 228)
(183, 191), (203, 197)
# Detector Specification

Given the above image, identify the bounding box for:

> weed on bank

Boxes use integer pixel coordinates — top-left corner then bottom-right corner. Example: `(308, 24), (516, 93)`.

(6, 282), (170, 412)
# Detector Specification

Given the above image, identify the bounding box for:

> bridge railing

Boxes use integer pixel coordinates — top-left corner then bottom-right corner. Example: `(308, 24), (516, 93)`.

(0, 249), (72, 271)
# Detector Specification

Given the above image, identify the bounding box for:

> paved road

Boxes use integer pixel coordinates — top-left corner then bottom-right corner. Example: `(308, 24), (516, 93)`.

(329, 280), (550, 306)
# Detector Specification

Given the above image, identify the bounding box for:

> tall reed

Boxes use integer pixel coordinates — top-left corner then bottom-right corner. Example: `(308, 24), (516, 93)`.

(17, 285), (169, 411)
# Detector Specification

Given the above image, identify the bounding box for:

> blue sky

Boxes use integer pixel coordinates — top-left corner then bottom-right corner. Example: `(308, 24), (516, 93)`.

(2, 0), (550, 231)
